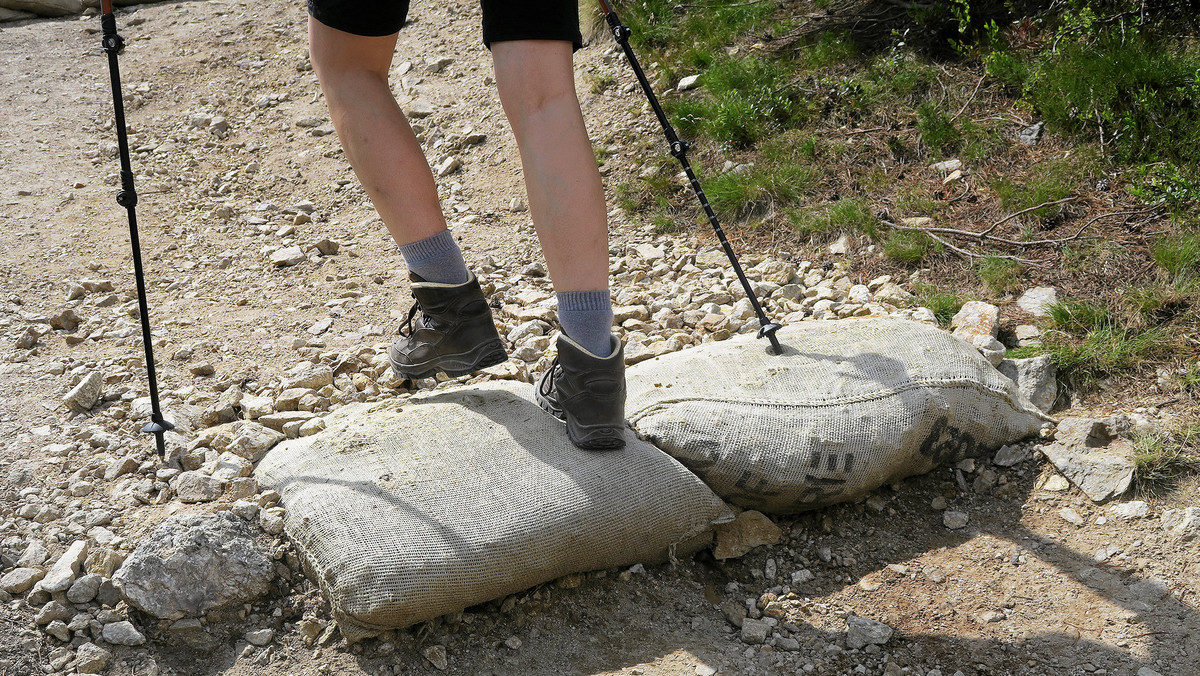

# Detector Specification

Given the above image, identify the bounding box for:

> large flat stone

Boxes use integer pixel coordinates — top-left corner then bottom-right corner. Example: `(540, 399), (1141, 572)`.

(1040, 418), (1134, 502)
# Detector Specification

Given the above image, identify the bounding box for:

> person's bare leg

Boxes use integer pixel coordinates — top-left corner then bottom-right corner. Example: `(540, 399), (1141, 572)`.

(308, 18), (446, 247)
(312, 19), (503, 381)
(491, 40), (609, 295)
(495, 40), (623, 450)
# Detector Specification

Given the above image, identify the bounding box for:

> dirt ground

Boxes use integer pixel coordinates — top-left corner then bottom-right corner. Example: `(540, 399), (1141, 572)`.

(1, 1), (1197, 675)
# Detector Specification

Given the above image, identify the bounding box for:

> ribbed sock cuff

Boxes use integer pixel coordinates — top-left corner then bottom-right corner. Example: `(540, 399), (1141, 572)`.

(398, 230), (470, 284)
(557, 290), (615, 357)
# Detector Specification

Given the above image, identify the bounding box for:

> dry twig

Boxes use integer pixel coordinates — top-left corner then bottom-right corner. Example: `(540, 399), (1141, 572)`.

(881, 219), (1039, 264)
(844, 126), (886, 135)
(980, 196), (1078, 236)
(951, 74), (987, 122)
(884, 205), (1162, 251)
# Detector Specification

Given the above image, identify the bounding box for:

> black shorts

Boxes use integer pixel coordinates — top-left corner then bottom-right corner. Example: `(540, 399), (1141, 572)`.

(307, 0), (583, 50)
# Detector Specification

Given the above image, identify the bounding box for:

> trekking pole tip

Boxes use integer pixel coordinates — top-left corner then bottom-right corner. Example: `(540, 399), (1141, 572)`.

(757, 322), (784, 355)
(143, 418), (175, 457)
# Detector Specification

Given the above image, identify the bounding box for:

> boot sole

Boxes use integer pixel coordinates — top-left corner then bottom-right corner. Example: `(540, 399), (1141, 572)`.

(565, 419), (626, 450)
(535, 383), (626, 451)
(389, 339), (508, 380)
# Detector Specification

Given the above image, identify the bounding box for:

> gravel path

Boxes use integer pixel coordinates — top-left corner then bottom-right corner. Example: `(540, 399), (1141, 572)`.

(1, 1), (1197, 675)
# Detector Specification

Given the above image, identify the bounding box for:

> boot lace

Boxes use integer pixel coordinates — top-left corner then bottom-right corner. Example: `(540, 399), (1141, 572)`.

(399, 299), (423, 337)
(537, 356), (562, 399)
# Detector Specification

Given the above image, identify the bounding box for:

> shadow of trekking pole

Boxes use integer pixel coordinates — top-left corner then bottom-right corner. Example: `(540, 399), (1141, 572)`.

(99, 0), (174, 455)
(596, 0), (784, 355)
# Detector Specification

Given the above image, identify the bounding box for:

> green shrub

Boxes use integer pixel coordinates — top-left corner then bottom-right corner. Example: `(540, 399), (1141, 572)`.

(1129, 163), (1200, 212)
(868, 54), (938, 101)
(916, 101), (962, 156)
(1025, 34), (1200, 164)
(982, 47), (1029, 91)
(804, 31), (858, 69)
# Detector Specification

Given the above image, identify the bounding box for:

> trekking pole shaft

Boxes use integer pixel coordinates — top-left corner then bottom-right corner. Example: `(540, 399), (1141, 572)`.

(597, 0), (782, 354)
(101, 1), (173, 455)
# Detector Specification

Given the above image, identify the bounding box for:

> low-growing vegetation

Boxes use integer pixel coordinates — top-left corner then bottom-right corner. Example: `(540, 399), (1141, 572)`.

(608, 0), (1197, 419)
(1134, 423), (1200, 496)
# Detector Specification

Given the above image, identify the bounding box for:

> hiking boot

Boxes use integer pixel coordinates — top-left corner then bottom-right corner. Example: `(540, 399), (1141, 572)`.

(536, 334), (627, 450)
(388, 272), (508, 380)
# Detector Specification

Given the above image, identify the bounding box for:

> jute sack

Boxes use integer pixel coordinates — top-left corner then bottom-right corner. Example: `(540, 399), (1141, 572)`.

(255, 381), (731, 641)
(0, 0), (83, 17)
(626, 318), (1050, 514)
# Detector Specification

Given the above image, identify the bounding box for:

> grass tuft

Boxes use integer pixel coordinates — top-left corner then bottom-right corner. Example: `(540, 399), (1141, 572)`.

(1045, 300), (1114, 333)
(884, 230), (943, 264)
(1133, 424), (1200, 497)
(707, 163), (818, 221)
(1152, 233), (1200, 282)
(670, 56), (801, 147)
(913, 283), (966, 327)
(977, 256), (1024, 295)
(1023, 325), (1178, 392)
(991, 158), (1083, 220)
(916, 101), (961, 157)
(787, 198), (878, 240)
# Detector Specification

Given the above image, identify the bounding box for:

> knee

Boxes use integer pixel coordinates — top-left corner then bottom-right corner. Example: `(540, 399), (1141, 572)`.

(311, 52), (390, 94)
(492, 41), (577, 121)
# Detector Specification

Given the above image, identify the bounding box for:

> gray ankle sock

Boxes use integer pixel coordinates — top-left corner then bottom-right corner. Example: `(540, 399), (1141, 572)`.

(398, 230), (470, 284)
(557, 290), (615, 357)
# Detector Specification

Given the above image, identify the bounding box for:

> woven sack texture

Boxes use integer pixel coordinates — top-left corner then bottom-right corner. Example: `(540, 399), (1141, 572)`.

(255, 381), (732, 641)
(626, 318), (1050, 513)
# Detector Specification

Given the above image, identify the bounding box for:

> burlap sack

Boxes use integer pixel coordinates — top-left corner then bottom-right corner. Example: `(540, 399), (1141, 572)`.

(626, 318), (1050, 513)
(0, 0), (83, 17)
(255, 381), (731, 641)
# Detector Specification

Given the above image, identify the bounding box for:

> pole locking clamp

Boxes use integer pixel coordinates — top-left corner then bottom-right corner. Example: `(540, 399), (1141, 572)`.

(102, 34), (124, 54)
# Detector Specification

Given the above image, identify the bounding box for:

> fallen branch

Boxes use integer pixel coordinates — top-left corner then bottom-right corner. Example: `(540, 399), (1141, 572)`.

(883, 205), (1161, 251)
(979, 196), (1078, 237)
(986, 206), (1163, 246)
(881, 219), (1039, 264)
(947, 183), (972, 203)
(679, 0), (770, 7)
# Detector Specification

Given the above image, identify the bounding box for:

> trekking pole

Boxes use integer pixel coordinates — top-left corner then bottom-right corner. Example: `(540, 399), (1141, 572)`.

(100, 0), (174, 456)
(596, 0), (783, 355)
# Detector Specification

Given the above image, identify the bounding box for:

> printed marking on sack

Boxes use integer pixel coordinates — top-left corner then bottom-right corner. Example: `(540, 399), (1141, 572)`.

(794, 451), (854, 503)
(725, 470), (785, 504)
(919, 416), (980, 464)
(809, 451), (854, 473)
(671, 438), (722, 471)
(795, 475), (849, 503)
